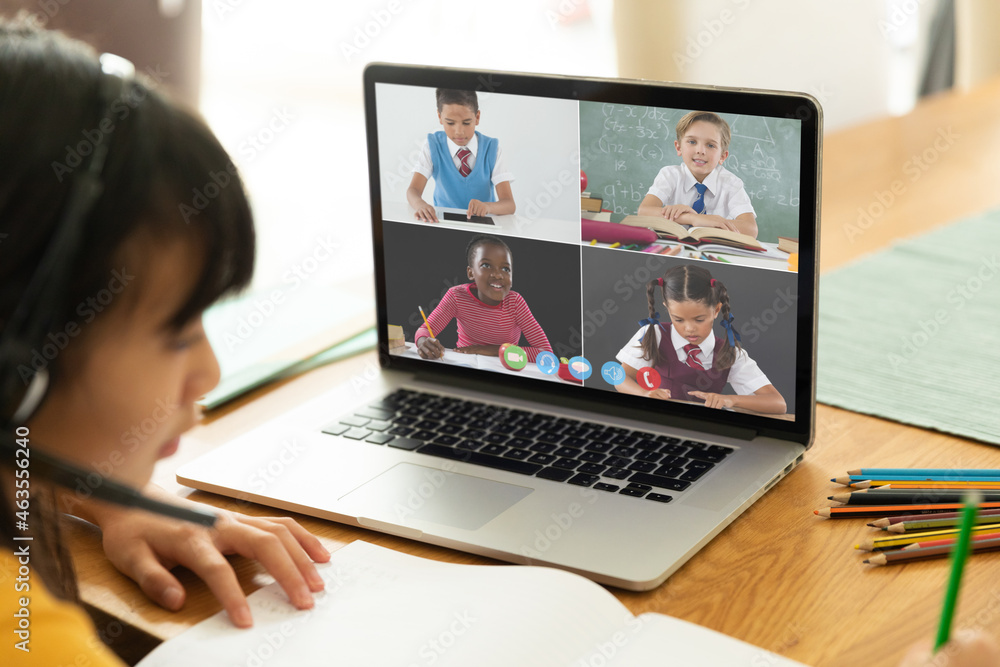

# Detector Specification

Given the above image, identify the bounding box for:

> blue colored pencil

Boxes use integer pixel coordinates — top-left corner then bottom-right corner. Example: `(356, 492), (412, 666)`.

(834, 475), (1000, 484)
(849, 469), (1000, 477)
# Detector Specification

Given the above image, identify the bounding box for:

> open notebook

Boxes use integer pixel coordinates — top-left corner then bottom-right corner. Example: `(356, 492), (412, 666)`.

(137, 541), (807, 666)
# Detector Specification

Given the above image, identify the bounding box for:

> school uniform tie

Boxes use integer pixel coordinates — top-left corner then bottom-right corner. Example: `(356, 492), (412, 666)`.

(683, 344), (705, 370)
(457, 148), (472, 177)
(692, 183), (707, 214)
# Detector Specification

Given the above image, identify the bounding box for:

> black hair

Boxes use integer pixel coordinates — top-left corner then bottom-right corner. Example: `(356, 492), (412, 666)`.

(0, 17), (255, 599)
(465, 234), (511, 268)
(641, 264), (739, 370)
(436, 88), (479, 114)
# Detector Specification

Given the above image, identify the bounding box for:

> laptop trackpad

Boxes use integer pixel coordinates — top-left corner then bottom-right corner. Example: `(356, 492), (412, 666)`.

(338, 463), (533, 531)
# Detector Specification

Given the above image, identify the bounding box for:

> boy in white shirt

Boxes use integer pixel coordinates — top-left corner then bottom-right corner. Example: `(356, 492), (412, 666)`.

(637, 111), (757, 238)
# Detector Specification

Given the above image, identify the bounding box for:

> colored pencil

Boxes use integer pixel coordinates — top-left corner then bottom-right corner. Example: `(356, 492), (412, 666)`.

(901, 531), (1000, 551)
(855, 524), (1000, 551)
(833, 475), (1000, 485)
(849, 468), (1000, 477)
(935, 493), (980, 651)
(589, 238), (597, 245)
(609, 242), (621, 248)
(868, 507), (1000, 528)
(884, 515), (1000, 533)
(864, 537), (1000, 566)
(879, 482), (1000, 490)
(814, 502), (1000, 518)
(418, 306), (435, 339)
(830, 491), (1000, 505)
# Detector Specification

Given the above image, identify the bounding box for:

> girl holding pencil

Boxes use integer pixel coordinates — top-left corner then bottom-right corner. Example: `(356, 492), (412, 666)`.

(415, 234), (552, 361)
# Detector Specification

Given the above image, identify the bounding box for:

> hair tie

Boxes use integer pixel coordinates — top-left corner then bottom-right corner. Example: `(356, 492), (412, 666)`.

(656, 277), (664, 287)
(637, 312), (661, 342)
(710, 278), (717, 287)
(719, 312), (741, 347)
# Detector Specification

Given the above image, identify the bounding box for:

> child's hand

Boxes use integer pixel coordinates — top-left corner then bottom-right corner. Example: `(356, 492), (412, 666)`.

(413, 200), (438, 223)
(898, 630), (1000, 666)
(660, 204), (696, 221)
(467, 199), (490, 217)
(92, 487), (330, 628)
(455, 344), (501, 356)
(417, 336), (445, 359)
(689, 391), (735, 409)
(647, 388), (672, 400)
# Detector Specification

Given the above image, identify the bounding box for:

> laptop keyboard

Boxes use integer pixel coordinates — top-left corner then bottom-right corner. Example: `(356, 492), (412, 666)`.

(320, 389), (734, 503)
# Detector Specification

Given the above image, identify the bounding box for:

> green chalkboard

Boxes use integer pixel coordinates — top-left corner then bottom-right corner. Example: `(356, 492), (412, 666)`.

(579, 103), (802, 244)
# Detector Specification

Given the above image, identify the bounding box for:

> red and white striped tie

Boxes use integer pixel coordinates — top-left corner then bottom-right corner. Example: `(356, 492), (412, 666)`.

(683, 344), (704, 370)
(457, 148), (472, 177)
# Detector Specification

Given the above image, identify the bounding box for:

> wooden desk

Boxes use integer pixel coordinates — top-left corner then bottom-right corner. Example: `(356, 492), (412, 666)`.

(69, 77), (1000, 667)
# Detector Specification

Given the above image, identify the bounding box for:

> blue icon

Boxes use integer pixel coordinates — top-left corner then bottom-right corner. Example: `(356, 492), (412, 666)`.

(535, 351), (559, 375)
(601, 361), (625, 386)
(567, 356), (592, 381)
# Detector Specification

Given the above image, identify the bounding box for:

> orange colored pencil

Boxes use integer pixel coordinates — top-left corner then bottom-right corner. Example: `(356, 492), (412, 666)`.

(814, 502), (1000, 518)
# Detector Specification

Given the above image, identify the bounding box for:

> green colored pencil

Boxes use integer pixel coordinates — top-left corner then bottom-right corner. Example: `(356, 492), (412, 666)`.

(934, 492), (981, 651)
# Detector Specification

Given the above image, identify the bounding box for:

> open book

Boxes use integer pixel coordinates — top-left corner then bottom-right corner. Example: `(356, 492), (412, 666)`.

(138, 541), (807, 666)
(619, 215), (765, 252)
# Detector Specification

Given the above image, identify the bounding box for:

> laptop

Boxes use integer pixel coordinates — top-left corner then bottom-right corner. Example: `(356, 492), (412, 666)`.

(178, 64), (821, 591)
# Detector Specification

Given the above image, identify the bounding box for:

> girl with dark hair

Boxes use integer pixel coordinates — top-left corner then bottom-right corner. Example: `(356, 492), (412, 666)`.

(613, 264), (786, 414)
(0, 18), (328, 664)
(414, 234), (551, 361)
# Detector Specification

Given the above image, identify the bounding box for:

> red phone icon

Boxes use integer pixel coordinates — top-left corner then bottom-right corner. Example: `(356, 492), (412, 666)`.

(637, 367), (661, 390)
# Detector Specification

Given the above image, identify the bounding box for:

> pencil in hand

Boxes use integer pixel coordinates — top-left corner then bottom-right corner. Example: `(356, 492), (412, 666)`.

(935, 491), (981, 652)
(418, 306), (435, 339)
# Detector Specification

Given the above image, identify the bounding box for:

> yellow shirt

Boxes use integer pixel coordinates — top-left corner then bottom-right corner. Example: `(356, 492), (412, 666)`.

(1, 547), (124, 666)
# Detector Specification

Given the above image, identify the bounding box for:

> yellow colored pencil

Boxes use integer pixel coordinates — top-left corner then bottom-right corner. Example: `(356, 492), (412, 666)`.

(418, 306), (435, 339)
(855, 523), (1000, 551)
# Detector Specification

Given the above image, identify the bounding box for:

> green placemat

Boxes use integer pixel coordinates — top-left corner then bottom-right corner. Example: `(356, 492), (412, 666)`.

(817, 209), (1000, 444)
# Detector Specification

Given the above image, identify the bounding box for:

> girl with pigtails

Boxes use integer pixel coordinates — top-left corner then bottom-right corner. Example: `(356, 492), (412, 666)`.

(614, 264), (787, 414)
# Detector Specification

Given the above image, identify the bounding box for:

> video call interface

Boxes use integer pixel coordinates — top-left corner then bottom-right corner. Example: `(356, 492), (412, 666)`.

(375, 81), (804, 422)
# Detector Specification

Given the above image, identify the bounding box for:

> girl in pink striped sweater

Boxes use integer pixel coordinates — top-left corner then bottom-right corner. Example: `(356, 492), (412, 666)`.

(415, 235), (553, 361)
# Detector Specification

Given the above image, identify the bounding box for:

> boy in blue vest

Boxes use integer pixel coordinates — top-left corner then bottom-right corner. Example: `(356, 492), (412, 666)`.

(406, 89), (515, 222)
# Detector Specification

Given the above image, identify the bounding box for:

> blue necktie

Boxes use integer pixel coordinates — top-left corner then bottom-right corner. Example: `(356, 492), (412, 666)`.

(692, 183), (707, 214)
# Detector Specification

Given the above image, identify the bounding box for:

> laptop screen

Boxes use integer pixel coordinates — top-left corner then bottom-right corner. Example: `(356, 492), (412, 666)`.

(364, 65), (820, 444)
